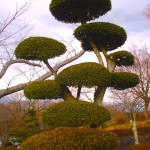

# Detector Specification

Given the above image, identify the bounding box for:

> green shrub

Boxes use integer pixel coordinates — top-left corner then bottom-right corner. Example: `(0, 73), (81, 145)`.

(110, 72), (139, 90)
(50, 0), (111, 23)
(74, 22), (127, 51)
(108, 50), (134, 66)
(56, 62), (111, 87)
(20, 127), (119, 150)
(43, 100), (111, 128)
(24, 80), (61, 99)
(122, 142), (150, 150)
(2, 141), (13, 147)
(15, 36), (66, 61)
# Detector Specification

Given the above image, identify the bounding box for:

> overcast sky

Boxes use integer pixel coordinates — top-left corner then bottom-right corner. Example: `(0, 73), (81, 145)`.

(1, 0), (150, 50)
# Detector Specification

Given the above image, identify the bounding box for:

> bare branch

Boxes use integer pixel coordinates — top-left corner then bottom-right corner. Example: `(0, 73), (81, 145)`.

(0, 50), (85, 98)
(0, 59), (41, 79)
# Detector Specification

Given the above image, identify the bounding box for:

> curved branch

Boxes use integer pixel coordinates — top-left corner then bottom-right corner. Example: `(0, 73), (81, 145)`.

(0, 59), (41, 79)
(0, 50), (85, 98)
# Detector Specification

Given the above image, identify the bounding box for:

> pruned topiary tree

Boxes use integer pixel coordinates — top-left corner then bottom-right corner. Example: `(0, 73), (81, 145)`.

(15, 0), (140, 149)
(15, 0), (139, 105)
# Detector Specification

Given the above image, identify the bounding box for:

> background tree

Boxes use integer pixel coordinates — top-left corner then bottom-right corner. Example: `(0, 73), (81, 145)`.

(0, 101), (25, 141)
(143, 3), (150, 20)
(109, 89), (144, 145)
(110, 45), (150, 119)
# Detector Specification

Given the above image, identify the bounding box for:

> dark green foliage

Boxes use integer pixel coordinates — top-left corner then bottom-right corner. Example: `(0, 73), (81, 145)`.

(15, 36), (66, 61)
(24, 80), (61, 99)
(9, 128), (30, 143)
(74, 22), (127, 51)
(122, 142), (150, 150)
(108, 50), (134, 66)
(43, 100), (111, 128)
(50, 0), (111, 23)
(25, 109), (40, 135)
(110, 72), (139, 90)
(26, 109), (36, 116)
(2, 141), (13, 147)
(20, 127), (119, 150)
(9, 128), (29, 137)
(55, 62), (111, 87)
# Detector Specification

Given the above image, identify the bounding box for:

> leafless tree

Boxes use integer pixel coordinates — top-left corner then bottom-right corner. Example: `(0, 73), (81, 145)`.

(110, 45), (150, 119)
(143, 2), (150, 20)
(110, 89), (144, 145)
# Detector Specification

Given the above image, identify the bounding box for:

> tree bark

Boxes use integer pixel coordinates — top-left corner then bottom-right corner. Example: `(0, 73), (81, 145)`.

(131, 108), (139, 145)
(90, 42), (104, 65)
(94, 87), (107, 105)
(61, 85), (76, 101)
(143, 97), (149, 120)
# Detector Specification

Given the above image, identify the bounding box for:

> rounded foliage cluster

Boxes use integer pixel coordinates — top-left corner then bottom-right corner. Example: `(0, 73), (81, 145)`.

(15, 36), (66, 61)
(20, 127), (119, 150)
(74, 22), (127, 51)
(24, 80), (61, 99)
(108, 50), (134, 66)
(55, 62), (111, 87)
(110, 72), (139, 90)
(43, 100), (111, 128)
(50, 0), (111, 23)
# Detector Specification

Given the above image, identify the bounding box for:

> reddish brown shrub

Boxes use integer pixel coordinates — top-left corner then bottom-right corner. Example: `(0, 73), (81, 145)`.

(20, 127), (119, 150)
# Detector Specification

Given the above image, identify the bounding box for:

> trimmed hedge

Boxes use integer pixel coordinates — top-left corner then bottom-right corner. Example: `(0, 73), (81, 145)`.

(15, 36), (66, 61)
(122, 142), (150, 150)
(50, 0), (111, 23)
(55, 62), (111, 87)
(20, 127), (119, 150)
(108, 50), (134, 66)
(24, 80), (61, 99)
(43, 100), (111, 128)
(110, 72), (139, 90)
(74, 22), (127, 51)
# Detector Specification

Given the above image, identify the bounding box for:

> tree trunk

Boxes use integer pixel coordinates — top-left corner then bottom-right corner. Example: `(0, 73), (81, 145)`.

(131, 108), (139, 145)
(90, 42), (104, 65)
(61, 85), (76, 101)
(94, 87), (107, 105)
(143, 98), (149, 120)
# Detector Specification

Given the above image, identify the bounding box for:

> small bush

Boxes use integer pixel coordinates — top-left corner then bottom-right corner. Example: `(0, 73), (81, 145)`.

(20, 127), (119, 150)
(136, 112), (146, 121)
(111, 112), (129, 125)
(122, 142), (150, 150)
(2, 141), (13, 147)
